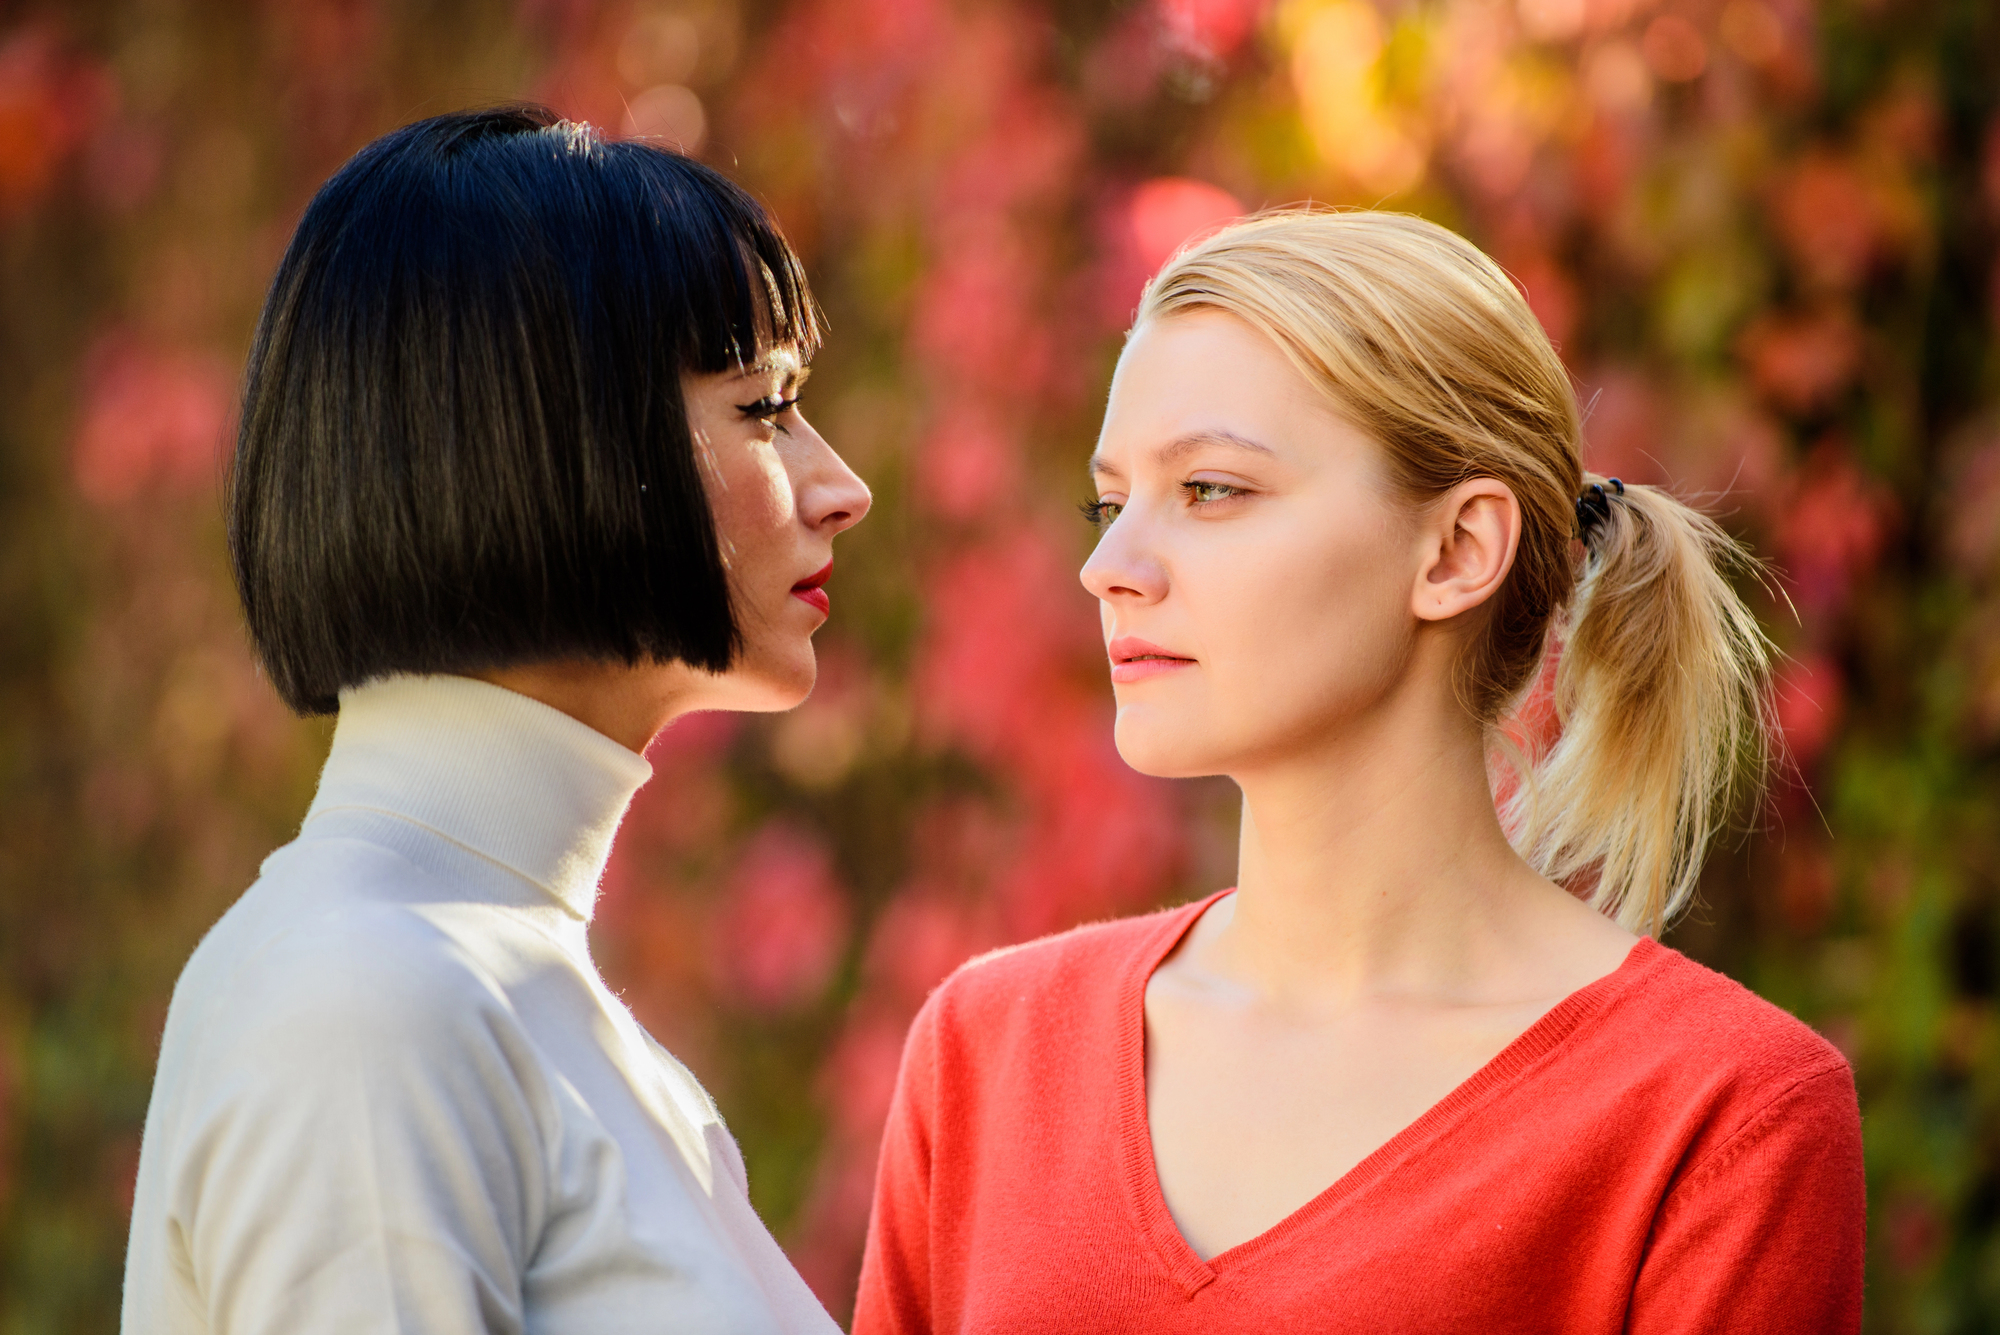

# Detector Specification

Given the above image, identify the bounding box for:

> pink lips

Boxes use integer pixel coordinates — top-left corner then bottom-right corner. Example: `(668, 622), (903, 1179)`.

(1107, 636), (1196, 684)
(791, 560), (833, 617)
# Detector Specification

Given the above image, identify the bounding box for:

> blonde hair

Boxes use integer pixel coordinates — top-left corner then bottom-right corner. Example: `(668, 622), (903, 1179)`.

(1137, 209), (1773, 937)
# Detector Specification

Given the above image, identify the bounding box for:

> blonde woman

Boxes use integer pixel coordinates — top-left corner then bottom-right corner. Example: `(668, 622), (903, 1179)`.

(855, 211), (1862, 1333)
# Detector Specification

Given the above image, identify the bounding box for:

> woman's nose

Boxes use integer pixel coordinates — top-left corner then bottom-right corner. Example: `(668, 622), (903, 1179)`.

(799, 420), (872, 535)
(1079, 513), (1166, 604)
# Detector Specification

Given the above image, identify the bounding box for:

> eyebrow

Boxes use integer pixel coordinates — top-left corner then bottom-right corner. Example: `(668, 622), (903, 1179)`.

(1088, 429), (1275, 479)
(729, 348), (805, 380)
(728, 354), (810, 392)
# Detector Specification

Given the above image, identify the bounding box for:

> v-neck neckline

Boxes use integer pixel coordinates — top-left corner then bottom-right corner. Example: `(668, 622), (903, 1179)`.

(1111, 890), (1660, 1295)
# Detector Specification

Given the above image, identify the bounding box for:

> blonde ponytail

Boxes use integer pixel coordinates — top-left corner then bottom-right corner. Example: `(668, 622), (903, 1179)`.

(1506, 477), (1775, 936)
(1137, 209), (1776, 936)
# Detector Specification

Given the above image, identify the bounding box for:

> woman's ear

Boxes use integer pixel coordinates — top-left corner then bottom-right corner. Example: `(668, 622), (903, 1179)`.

(1411, 478), (1521, 623)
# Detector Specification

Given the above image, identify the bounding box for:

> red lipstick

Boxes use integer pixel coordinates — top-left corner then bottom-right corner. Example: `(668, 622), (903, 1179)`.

(791, 560), (833, 617)
(1107, 636), (1196, 684)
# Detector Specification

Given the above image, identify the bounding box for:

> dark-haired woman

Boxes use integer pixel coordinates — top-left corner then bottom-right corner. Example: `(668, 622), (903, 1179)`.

(122, 108), (868, 1333)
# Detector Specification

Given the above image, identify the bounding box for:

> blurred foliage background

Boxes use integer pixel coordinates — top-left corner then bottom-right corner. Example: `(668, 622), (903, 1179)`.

(1, 0), (1996, 1329)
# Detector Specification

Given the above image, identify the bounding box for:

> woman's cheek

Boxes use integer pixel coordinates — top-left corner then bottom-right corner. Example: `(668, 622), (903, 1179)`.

(712, 449), (789, 575)
(1188, 542), (1279, 665)
(742, 454), (795, 575)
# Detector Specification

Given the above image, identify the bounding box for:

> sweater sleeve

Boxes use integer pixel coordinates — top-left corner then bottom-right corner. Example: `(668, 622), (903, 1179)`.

(1627, 1062), (1866, 1335)
(166, 911), (552, 1335)
(853, 994), (942, 1335)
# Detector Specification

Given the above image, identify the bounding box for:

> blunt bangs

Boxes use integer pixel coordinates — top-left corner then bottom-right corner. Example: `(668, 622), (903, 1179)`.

(229, 105), (822, 715)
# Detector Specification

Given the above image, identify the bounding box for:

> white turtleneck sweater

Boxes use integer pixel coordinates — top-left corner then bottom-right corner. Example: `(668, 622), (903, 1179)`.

(122, 675), (839, 1335)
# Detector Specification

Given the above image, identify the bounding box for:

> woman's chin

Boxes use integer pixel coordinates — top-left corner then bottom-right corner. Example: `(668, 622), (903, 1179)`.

(1111, 714), (1226, 780)
(741, 649), (819, 713)
(686, 642), (816, 715)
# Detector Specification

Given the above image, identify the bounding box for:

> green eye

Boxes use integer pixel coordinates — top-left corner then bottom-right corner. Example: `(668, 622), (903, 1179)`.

(1183, 480), (1239, 504)
(1080, 499), (1122, 527)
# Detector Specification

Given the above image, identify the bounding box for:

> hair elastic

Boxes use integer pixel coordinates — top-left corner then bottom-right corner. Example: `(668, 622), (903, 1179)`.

(1575, 477), (1624, 539)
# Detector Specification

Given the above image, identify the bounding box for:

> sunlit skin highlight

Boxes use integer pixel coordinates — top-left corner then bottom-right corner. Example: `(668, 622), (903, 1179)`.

(1082, 311), (1634, 1262)
(479, 347), (870, 752)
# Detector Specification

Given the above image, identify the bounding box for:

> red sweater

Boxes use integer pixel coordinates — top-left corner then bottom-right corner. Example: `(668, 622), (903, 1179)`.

(855, 894), (1865, 1334)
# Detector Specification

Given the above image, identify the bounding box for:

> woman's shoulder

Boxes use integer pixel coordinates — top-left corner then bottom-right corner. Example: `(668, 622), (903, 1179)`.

(171, 838), (532, 1069)
(1623, 940), (1851, 1082)
(1589, 940), (1858, 1161)
(1579, 942), (1862, 1234)
(922, 894), (1214, 1029)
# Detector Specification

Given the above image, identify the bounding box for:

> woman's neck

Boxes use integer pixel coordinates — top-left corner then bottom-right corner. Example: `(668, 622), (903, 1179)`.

(1212, 681), (1631, 1010)
(470, 660), (700, 753)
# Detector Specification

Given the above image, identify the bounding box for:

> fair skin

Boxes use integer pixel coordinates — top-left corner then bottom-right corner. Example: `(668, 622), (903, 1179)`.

(1082, 310), (1635, 1262)
(478, 346), (870, 750)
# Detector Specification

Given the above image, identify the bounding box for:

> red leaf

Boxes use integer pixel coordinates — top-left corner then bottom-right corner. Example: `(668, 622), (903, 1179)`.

(711, 824), (850, 1012)
(71, 332), (234, 507)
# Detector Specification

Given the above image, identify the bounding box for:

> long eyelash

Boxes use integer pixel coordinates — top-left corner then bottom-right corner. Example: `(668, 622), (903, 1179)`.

(1179, 480), (1239, 502)
(1079, 499), (1115, 527)
(736, 394), (801, 422)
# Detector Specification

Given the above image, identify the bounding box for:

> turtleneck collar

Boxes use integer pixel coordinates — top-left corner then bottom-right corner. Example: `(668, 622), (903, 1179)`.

(302, 674), (654, 921)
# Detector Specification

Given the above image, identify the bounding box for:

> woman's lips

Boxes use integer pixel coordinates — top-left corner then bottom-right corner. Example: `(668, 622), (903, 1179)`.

(1107, 636), (1196, 684)
(791, 560), (833, 617)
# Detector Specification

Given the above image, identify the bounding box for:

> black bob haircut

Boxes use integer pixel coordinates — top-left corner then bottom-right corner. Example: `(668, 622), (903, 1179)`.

(229, 105), (821, 715)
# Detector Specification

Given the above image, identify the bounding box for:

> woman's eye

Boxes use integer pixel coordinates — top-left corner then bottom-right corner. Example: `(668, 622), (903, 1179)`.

(737, 394), (800, 424)
(1079, 499), (1123, 528)
(1182, 480), (1241, 504)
